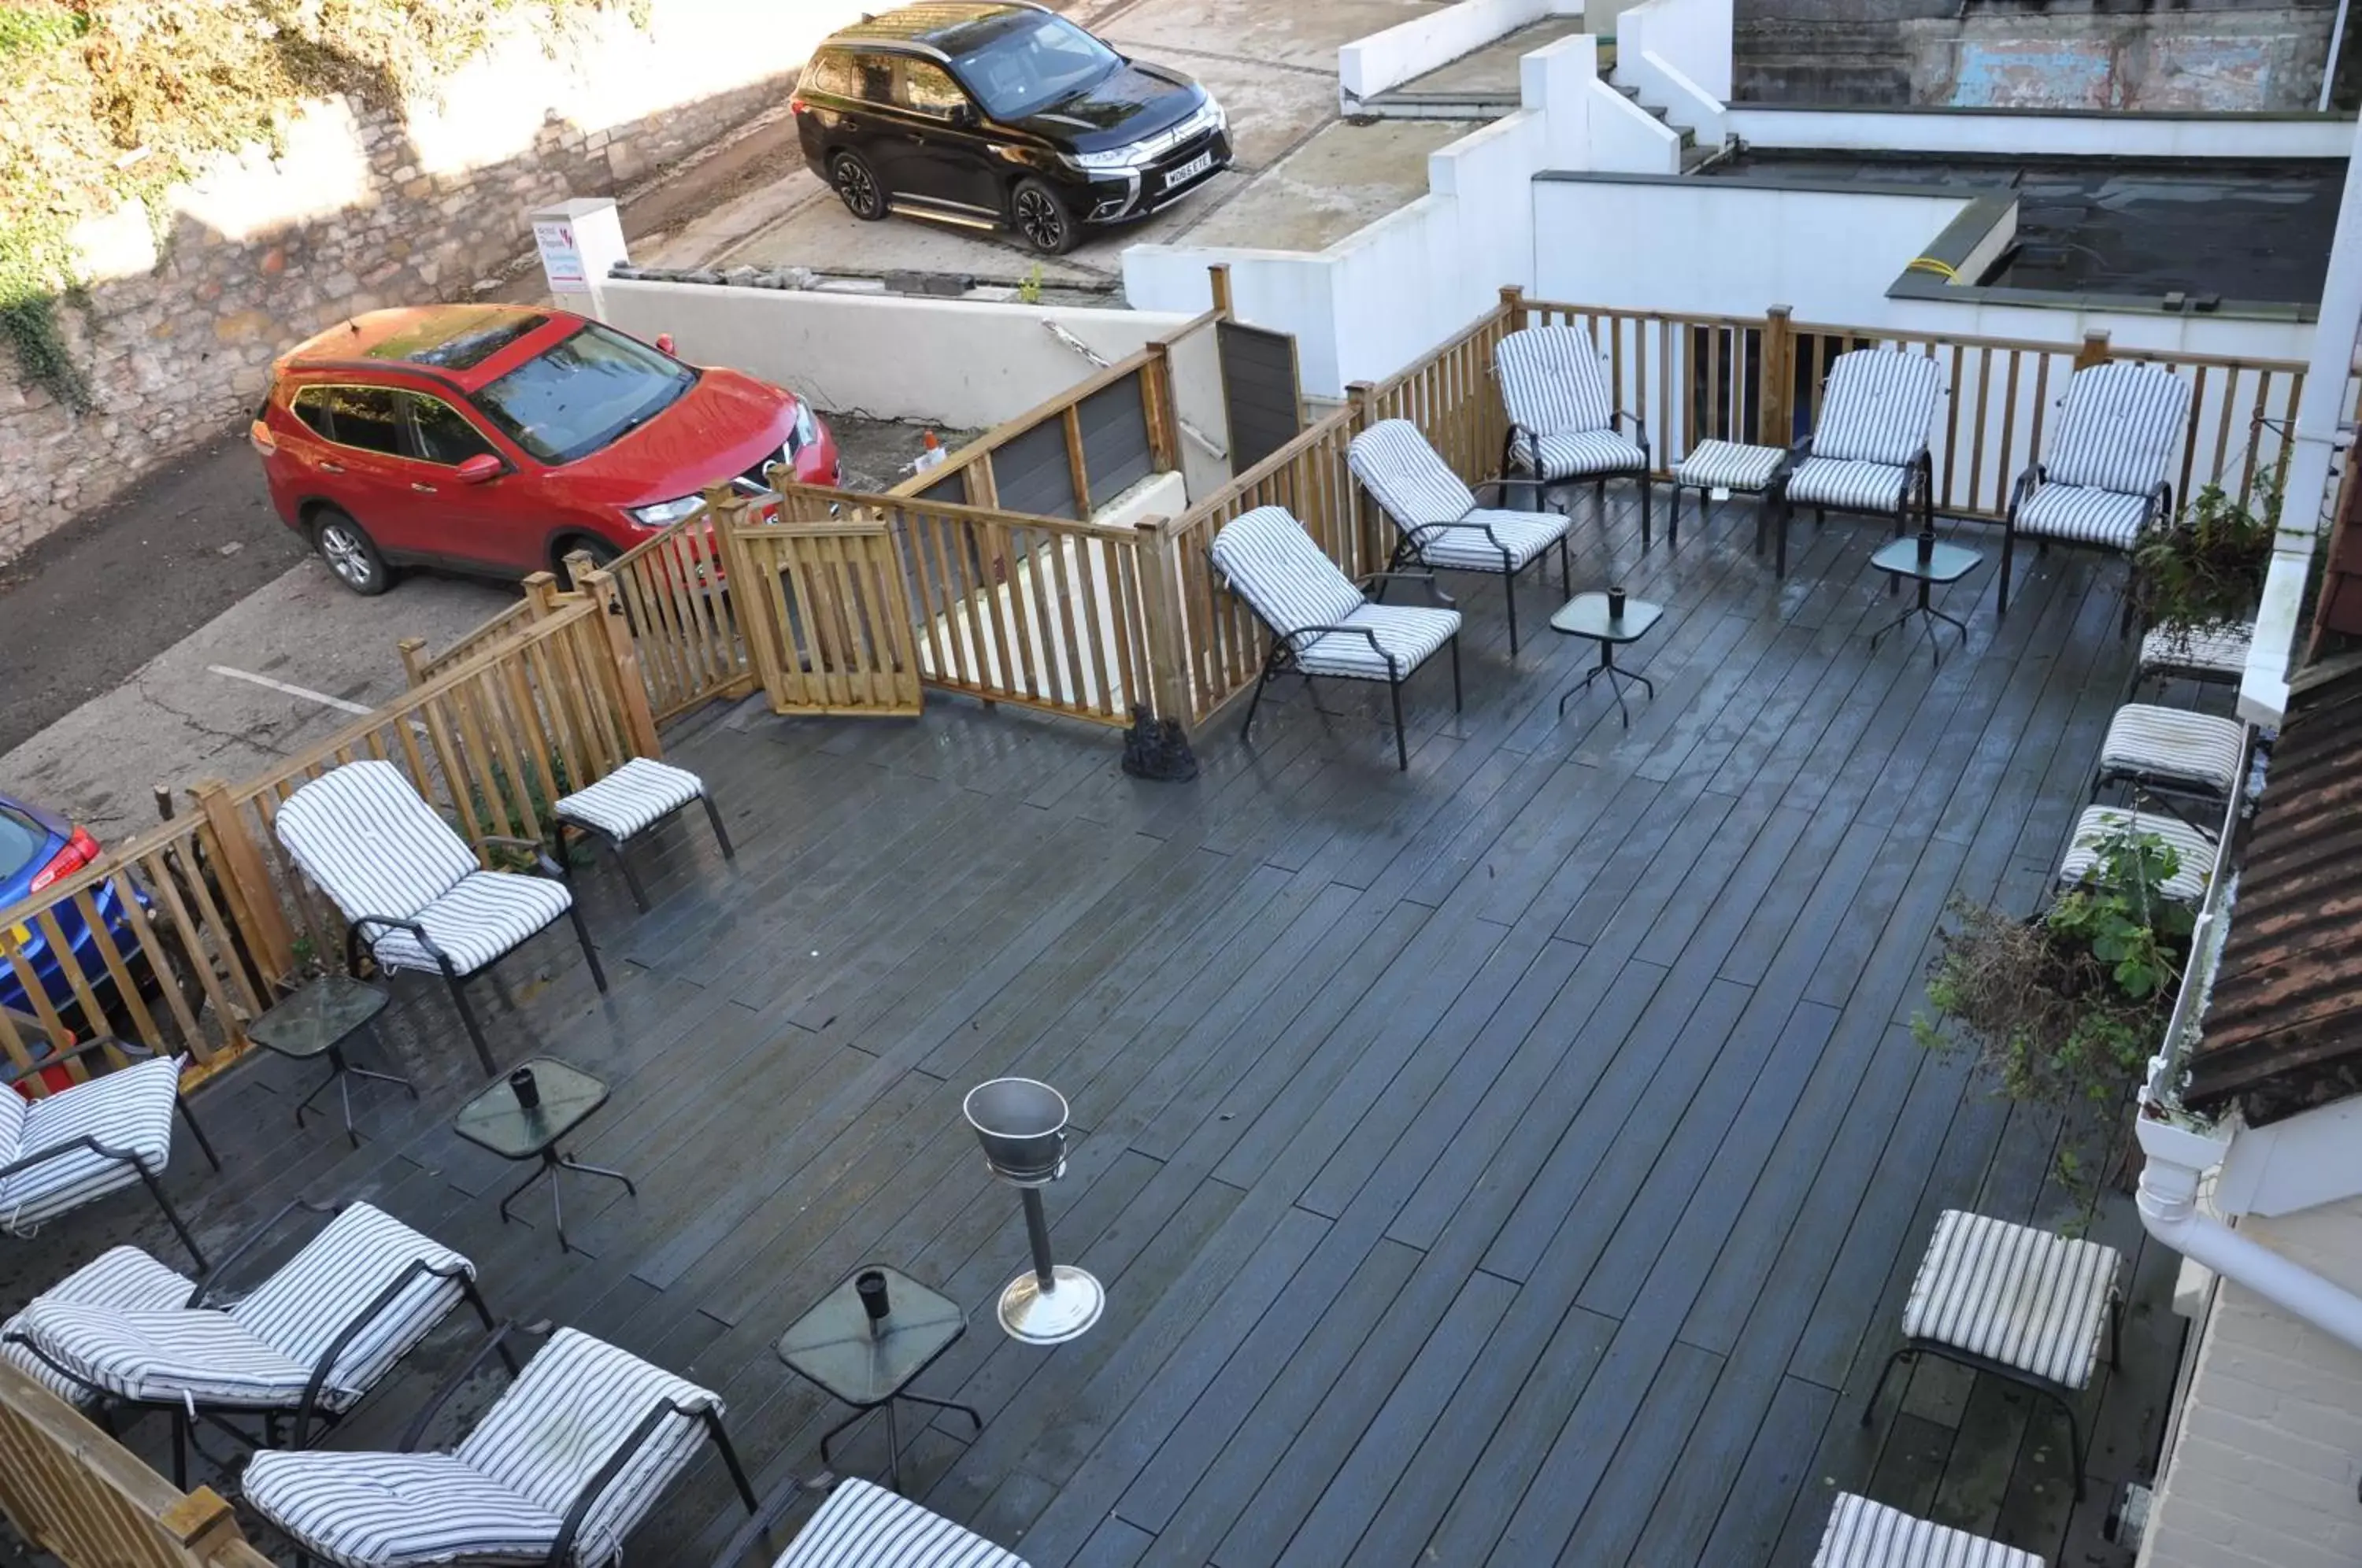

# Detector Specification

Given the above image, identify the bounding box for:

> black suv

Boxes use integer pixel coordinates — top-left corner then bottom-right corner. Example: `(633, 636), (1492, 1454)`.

(793, 2), (1232, 255)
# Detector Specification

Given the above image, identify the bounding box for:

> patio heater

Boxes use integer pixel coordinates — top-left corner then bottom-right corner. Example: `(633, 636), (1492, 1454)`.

(963, 1077), (1105, 1345)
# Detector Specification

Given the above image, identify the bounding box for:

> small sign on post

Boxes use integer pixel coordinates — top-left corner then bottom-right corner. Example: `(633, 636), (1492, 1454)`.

(532, 219), (587, 289)
(525, 198), (627, 319)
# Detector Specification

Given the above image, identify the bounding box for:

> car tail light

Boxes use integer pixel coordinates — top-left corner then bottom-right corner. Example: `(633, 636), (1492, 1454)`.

(790, 94), (808, 116)
(249, 418), (276, 455)
(28, 828), (102, 894)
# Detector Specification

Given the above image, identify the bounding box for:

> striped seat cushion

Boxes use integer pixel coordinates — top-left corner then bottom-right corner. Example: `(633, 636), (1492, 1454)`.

(1813, 1492), (2045, 1567)
(1512, 429), (1649, 483)
(2015, 483), (2152, 549)
(1674, 439), (1786, 492)
(2100, 705), (2245, 797)
(554, 757), (707, 841)
(1812, 350), (1942, 468)
(1293, 604), (1461, 682)
(774, 1478), (1031, 1568)
(1496, 325), (1614, 438)
(0, 1246), (192, 1407)
(2138, 621), (2251, 682)
(228, 1203), (472, 1411)
(1786, 457), (1909, 514)
(0, 1077), (22, 1158)
(368, 871), (574, 978)
(455, 1329), (722, 1566)
(10, 1304), (316, 1407)
(2058, 804), (2214, 904)
(1348, 420), (1478, 530)
(1, 1053), (184, 1230)
(275, 760), (476, 930)
(1210, 507), (1366, 645)
(243, 1450), (568, 1568)
(1904, 1211), (2121, 1390)
(2045, 362), (2191, 497)
(1399, 509), (1568, 573)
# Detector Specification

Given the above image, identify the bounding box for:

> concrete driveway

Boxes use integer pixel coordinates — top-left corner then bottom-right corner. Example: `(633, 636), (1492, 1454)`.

(701, 0), (1451, 288)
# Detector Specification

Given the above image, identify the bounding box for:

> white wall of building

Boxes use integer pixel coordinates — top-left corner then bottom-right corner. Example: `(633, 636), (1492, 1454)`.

(1614, 0), (1732, 136)
(1726, 105), (2354, 160)
(2140, 1194), (2362, 1568)
(598, 280), (1197, 431)
(1338, 0), (1586, 104)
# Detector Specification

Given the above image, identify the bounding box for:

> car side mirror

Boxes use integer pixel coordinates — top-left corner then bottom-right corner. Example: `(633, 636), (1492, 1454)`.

(456, 453), (504, 485)
(949, 102), (979, 128)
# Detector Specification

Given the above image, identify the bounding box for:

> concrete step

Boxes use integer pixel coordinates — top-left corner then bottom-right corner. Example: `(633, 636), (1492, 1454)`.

(1353, 88), (1518, 121)
(1612, 81), (1697, 148)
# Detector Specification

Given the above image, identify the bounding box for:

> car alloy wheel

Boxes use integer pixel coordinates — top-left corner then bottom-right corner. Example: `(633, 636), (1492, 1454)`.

(831, 153), (886, 220)
(1013, 183), (1072, 255)
(313, 511), (388, 594)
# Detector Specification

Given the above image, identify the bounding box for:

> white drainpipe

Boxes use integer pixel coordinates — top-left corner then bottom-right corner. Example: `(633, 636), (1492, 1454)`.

(2136, 1115), (2362, 1354)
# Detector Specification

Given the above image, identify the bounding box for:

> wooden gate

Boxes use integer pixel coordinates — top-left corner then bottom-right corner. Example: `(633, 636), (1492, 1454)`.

(726, 509), (924, 716)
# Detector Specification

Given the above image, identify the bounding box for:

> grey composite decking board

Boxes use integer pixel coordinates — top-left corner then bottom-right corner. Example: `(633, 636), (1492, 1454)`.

(0, 485), (2177, 1568)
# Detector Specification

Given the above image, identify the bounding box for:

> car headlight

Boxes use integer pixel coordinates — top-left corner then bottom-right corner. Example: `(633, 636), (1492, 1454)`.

(628, 495), (704, 528)
(790, 401), (820, 453)
(1202, 95), (1227, 131)
(1062, 146), (1142, 172)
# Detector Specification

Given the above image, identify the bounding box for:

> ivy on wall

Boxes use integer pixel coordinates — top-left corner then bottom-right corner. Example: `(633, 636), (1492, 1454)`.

(0, 0), (642, 411)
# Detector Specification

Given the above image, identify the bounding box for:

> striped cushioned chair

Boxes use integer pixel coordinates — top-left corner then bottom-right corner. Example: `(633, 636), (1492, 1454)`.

(1864, 1211), (2123, 1501)
(0, 1042), (216, 1267)
(1209, 505), (1463, 771)
(1783, 349), (1943, 563)
(1812, 1492), (2045, 1567)
(1493, 326), (1653, 542)
(1347, 419), (1572, 656)
(2096, 703), (2246, 806)
(553, 756), (734, 914)
(275, 760), (606, 1073)
(2057, 804), (2214, 904)
(243, 1327), (759, 1568)
(2, 1199), (493, 1488)
(768, 1479), (1030, 1568)
(2001, 361), (2192, 623)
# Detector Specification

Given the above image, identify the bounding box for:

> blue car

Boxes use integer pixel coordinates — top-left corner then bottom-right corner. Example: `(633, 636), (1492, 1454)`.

(0, 790), (143, 1023)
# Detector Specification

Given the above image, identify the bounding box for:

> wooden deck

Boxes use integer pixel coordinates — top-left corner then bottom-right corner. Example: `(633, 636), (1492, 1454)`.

(4, 487), (2189, 1567)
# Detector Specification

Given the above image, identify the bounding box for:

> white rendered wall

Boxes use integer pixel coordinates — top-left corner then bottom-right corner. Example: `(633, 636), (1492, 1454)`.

(1725, 106), (2353, 160)
(1338, 0), (1585, 103)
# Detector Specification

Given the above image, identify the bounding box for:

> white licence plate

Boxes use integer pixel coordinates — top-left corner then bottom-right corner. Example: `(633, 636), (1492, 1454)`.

(1164, 152), (1215, 189)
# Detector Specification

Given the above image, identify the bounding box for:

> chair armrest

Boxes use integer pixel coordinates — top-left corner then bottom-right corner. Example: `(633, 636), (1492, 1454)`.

(398, 1321), (526, 1452)
(1357, 571), (1457, 607)
(480, 835), (567, 882)
(2005, 461), (2046, 520)
(1612, 409), (1650, 452)
(1787, 434), (1816, 467)
(189, 1197), (341, 1308)
(0, 1131), (150, 1187)
(710, 1473), (812, 1568)
(546, 1394), (712, 1568)
(292, 1253), (478, 1446)
(345, 913), (444, 977)
(0, 1034), (153, 1087)
(1468, 477), (1535, 506)
(1503, 420), (1544, 474)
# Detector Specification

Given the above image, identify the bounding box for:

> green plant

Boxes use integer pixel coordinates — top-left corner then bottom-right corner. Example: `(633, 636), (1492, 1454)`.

(2133, 479), (2277, 640)
(0, 216), (93, 412)
(1915, 822), (2194, 1119)
(1017, 263), (1045, 305)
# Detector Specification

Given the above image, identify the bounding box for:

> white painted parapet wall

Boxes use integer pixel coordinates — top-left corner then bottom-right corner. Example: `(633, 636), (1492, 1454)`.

(1612, 0), (1730, 141)
(1727, 104), (2354, 160)
(1338, 0), (1586, 106)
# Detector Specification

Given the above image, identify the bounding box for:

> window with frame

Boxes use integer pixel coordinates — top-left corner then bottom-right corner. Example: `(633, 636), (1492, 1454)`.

(849, 51), (894, 105)
(291, 385), (402, 456)
(404, 393), (500, 466)
(898, 59), (970, 118)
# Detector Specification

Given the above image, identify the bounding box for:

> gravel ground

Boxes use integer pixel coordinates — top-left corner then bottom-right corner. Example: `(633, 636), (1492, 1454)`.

(825, 412), (987, 493)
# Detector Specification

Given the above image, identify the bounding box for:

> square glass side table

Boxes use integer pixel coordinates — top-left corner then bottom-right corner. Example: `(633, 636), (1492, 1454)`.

(452, 1057), (632, 1253)
(1550, 592), (1664, 729)
(776, 1265), (980, 1494)
(1868, 535), (1982, 666)
(247, 975), (411, 1146)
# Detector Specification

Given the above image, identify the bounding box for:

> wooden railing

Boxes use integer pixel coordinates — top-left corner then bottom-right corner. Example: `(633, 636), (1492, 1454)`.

(602, 508), (755, 721)
(401, 594), (542, 685)
(0, 1363), (275, 1568)
(0, 597), (659, 1091)
(769, 486), (1153, 727)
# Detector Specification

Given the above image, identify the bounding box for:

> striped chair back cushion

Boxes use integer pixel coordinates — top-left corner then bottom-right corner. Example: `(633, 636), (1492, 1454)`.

(0, 1082), (21, 1160)
(1811, 349), (1942, 468)
(1349, 420), (1475, 530)
(457, 1329), (720, 1562)
(2045, 361), (2192, 497)
(1210, 507), (1365, 640)
(228, 1203), (472, 1402)
(1495, 326), (1613, 438)
(275, 760), (476, 929)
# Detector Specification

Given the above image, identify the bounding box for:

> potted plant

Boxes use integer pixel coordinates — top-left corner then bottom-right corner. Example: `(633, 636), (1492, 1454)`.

(2132, 478), (2276, 643)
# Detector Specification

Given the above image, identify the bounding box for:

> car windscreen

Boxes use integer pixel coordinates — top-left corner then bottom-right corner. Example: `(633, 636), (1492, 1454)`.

(0, 804), (49, 886)
(950, 13), (1121, 120)
(472, 324), (694, 465)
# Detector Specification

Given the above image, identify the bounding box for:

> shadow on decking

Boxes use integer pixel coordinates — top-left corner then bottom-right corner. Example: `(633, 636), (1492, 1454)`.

(3, 486), (2187, 1568)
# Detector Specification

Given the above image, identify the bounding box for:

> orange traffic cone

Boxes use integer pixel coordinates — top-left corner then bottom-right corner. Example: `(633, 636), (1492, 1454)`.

(915, 428), (948, 472)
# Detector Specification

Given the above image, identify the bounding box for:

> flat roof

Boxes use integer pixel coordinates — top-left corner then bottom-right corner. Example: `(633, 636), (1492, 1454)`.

(1699, 151), (2342, 305)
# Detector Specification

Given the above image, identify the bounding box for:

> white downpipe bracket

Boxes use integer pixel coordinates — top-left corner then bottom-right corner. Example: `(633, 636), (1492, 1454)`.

(2136, 1115), (2362, 1356)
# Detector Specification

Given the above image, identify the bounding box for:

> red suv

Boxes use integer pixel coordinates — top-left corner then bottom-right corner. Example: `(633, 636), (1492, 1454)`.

(251, 305), (839, 594)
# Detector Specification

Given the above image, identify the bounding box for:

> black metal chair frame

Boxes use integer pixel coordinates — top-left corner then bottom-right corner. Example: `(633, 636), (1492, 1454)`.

(0, 1036), (219, 1267)
(1860, 1288), (2123, 1501)
(1379, 475), (1573, 657)
(1780, 435), (1935, 582)
(1999, 461), (2171, 636)
(1502, 416), (1653, 547)
(1215, 560), (1463, 773)
(343, 838), (605, 1077)
(4, 1196), (500, 1489)
(273, 1322), (762, 1568)
(554, 790), (735, 915)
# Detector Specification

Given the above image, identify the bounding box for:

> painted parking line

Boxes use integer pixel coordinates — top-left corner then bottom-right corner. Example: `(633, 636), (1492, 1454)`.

(205, 665), (376, 715)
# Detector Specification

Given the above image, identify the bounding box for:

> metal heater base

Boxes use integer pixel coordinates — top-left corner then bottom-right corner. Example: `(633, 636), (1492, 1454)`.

(996, 1264), (1105, 1344)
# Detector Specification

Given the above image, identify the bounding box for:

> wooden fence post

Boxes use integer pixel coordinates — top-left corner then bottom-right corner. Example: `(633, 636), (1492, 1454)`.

(521, 570), (563, 616)
(397, 637), (430, 688)
(1134, 518), (1197, 734)
(1208, 263), (1233, 320)
(1759, 304), (1794, 449)
(579, 568), (665, 760)
(1500, 284), (1529, 332)
(1143, 339), (1182, 474)
(1348, 380), (1386, 566)
(191, 778), (294, 987)
(712, 486), (788, 706)
(2075, 330), (2112, 369)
